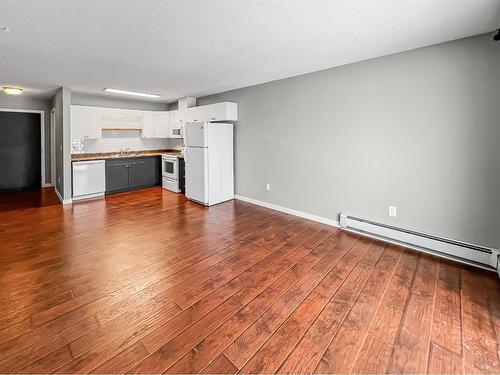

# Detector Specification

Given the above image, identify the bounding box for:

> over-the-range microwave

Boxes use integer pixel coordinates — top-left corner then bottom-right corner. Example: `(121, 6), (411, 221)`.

(171, 126), (183, 138)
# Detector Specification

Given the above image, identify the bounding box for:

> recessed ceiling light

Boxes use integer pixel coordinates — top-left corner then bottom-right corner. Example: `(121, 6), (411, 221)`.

(103, 88), (160, 98)
(2, 87), (23, 95)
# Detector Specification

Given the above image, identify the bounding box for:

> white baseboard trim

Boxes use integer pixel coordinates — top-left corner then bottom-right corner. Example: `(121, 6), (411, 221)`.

(54, 188), (73, 205)
(42, 183), (53, 188)
(234, 195), (340, 228)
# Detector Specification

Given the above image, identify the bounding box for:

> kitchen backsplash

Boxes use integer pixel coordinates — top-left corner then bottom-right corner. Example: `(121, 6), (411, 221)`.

(71, 137), (184, 154)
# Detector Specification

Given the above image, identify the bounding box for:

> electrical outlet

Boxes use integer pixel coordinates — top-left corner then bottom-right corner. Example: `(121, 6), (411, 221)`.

(389, 206), (397, 217)
(266, 183), (271, 191)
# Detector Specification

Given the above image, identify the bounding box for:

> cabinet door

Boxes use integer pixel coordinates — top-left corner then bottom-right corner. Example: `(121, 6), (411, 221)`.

(171, 109), (184, 123)
(141, 111), (155, 138)
(153, 112), (171, 138)
(172, 109), (198, 123)
(179, 102), (238, 123)
(200, 102), (238, 121)
(186, 106), (203, 122)
(86, 107), (104, 138)
(70, 106), (87, 139)
(128, 157), (160, 189)
(105, 161), (129, 193)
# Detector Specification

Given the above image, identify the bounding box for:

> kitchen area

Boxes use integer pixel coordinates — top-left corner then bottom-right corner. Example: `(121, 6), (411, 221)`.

(71, 97), (237, 206)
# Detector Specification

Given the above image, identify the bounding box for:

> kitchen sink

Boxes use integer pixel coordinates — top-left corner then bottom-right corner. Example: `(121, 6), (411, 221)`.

(110, 153), (140, 158)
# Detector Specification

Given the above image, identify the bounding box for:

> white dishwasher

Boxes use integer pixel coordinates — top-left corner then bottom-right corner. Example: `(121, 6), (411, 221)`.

(72, 160), (106, 200)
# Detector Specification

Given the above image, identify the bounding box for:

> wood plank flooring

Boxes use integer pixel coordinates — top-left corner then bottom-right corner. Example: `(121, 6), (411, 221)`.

(0, 187), (499, 374)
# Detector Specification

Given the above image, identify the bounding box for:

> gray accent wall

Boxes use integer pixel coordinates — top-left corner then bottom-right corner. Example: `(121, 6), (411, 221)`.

(0, 94), (52, 184)
(72, 91), (168, 111)
(198, 33), (500, 249)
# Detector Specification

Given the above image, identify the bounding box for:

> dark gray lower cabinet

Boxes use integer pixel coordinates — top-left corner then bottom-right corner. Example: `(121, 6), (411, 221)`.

(105, 162), (129, 193)
(105, 156), (160, 194)
(129, 159), (159, 189)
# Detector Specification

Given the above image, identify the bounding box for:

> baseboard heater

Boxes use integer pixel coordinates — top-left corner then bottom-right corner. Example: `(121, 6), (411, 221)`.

(339, 214), (500, 277)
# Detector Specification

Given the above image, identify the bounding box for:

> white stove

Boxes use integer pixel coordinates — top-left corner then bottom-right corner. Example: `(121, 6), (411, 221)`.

(161, 154), (181, 193)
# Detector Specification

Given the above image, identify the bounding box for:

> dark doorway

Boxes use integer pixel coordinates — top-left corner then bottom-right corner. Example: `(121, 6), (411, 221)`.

(0, 111), (42, 192)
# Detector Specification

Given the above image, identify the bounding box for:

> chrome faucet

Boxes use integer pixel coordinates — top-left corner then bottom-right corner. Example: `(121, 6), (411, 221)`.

(119, 147), (131, 155)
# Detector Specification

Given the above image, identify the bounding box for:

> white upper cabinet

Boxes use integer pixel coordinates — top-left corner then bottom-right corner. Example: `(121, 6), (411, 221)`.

(85, 107), (151, 138)
(181, 107), (202, 123)
(196, 102), (238, 122)
(98, 108), (146, 130)
(141, 111), (155, 138)
(70, 105), (87, 139)
(171, 109), (187, 123)
(70, 101), (237, 140)
(172, 102), (238, 123)
(85, 107), (105, 138)
(153, 111), (171, 138)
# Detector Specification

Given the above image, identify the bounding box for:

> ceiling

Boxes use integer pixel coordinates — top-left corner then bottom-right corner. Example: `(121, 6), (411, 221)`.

(0, 0), (499, 101)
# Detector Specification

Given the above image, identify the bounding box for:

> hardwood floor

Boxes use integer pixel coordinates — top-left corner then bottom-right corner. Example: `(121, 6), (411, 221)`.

(0, 187), (499, 374)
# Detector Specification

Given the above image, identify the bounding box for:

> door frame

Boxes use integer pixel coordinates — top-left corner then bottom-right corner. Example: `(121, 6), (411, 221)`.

(0, 108), (46, 187)
(50, 108), (56, 187)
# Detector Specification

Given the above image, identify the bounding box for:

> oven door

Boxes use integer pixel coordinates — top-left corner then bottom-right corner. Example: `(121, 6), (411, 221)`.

(162, 157), (178, 180)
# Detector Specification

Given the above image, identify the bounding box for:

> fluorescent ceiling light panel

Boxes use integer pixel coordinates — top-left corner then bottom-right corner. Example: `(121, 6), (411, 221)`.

(103, 88), (160, 98)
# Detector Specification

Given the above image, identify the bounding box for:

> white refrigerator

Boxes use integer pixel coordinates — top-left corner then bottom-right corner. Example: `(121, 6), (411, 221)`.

(184, 122), (234, 206)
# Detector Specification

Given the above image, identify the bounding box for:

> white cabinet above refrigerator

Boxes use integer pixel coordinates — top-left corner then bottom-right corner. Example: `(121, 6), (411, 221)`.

(196, 102), (238, 122)
(174, 102), (237, 123)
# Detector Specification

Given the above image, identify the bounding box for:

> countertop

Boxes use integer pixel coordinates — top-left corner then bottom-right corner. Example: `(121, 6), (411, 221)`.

(71, 149), (184, 161)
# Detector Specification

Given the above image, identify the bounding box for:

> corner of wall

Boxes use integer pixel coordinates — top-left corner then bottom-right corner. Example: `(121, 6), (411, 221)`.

(62, 87), (72, 200)
(52, 87), (73, 200)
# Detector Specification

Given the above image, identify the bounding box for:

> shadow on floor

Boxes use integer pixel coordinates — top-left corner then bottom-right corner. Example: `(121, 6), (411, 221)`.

(0, 187), (60, 212)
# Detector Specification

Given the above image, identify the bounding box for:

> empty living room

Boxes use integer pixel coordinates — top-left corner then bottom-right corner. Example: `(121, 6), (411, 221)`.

(0, 0), (499, 374)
